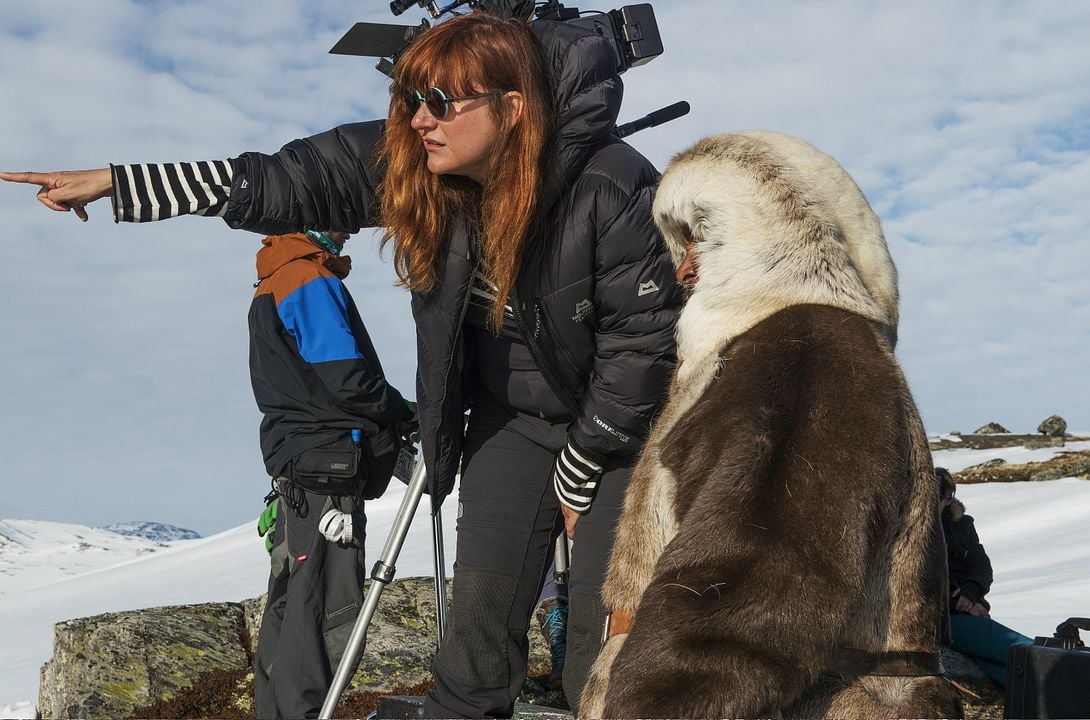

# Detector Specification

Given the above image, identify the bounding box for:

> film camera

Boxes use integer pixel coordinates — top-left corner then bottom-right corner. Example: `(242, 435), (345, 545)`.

(329, 0), (686, 136)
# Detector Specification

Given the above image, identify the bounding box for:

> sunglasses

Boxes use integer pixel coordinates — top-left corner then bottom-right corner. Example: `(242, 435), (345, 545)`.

(402, 87), (499, 120)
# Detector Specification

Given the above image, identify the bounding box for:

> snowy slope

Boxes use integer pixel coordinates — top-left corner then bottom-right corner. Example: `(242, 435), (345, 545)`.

(0, 519), (178, 594)
(1, 443), (1088, 717)
(0, 478), (459, 717)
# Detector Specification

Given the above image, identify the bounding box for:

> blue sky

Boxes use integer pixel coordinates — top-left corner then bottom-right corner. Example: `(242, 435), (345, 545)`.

(1, 1), (1088, 534)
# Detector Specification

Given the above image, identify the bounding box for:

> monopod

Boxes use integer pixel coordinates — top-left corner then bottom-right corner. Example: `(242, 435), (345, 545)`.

(319, 449), (447, 719)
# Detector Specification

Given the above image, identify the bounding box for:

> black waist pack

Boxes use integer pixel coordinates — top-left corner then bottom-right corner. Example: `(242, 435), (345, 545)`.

(290, 437), (364, 497)
(290, 428), (401, 500)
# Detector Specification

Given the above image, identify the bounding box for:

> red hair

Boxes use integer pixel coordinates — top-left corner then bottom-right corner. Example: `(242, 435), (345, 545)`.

(378, 12), (555, 331)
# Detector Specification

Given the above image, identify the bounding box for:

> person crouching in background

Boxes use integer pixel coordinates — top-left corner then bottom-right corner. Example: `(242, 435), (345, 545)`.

(938, 467), (1031, 687)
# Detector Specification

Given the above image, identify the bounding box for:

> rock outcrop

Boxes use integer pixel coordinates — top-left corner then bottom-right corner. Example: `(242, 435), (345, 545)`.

(39, 603), (249, 720)
(38, 577), (553, 720)
(957, 451), (1090, 485)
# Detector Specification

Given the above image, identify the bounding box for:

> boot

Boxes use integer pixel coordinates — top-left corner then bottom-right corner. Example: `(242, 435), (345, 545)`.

(534, 596), (568, 689)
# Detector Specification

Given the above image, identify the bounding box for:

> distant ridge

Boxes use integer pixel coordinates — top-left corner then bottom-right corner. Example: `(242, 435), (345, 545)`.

(98, 521), (200, 542)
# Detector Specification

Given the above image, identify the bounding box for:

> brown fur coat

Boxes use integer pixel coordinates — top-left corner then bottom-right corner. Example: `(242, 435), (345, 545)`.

(580, 132), (962, 719)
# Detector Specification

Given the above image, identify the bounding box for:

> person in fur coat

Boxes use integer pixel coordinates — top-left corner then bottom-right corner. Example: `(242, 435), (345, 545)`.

(580, 132), (963, 719)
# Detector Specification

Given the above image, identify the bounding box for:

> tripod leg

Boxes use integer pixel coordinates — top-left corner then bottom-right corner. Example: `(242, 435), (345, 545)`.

(432, 506), (449, 647)
(553, 533), (569, 586)
(319, 455), (429, 720)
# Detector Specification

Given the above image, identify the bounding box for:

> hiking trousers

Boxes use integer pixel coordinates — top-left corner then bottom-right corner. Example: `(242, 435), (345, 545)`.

(949, 612), (1032, 687)
(423, 396), (630, 718)
(255, 482), (366, 719)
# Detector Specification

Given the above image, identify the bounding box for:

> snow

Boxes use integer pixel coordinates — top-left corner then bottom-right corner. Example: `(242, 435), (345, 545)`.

(2, 442), (1089, 717)
(0, 478), (459, 718)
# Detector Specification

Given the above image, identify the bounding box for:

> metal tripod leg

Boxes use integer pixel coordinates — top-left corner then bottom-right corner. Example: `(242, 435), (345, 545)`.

(319, 454), (430, 720)
(553, 533), (570, 586)
(432, 505), (448, 646)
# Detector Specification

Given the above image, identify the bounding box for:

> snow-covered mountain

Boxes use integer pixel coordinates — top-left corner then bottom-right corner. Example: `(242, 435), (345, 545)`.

(0, 519), (180, 593)
(2, 443), (1089, 718)
(0, 477), (459, 718)
(98, 521), (201, 542)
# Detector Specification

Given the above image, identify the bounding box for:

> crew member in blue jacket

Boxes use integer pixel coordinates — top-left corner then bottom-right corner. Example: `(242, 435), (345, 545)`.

(251, 229), (414, 718)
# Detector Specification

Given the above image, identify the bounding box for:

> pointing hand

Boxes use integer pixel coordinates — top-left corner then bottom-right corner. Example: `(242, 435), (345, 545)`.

(0, 168), (113, 222)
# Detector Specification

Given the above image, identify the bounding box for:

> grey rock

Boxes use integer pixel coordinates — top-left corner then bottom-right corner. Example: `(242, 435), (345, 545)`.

(1023, 437), (1065, 450)
(38, 603), (248, 720)
(346, 577), (550, 694)
(380, 694), (570, 718)
(1030, 456), (1090, 482)
(971, 458), (1007, 469)
(240, 594), (265, 656)
(39, 577), (552, 718)
(973, 422), (1010, 434)
(1037, 415), (1068, 437)
(941, 647), (989, 682)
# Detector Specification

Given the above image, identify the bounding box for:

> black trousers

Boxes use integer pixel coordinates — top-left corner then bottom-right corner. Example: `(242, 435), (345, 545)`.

(424, 397), (629, 718)
(254, 483), (366, 719)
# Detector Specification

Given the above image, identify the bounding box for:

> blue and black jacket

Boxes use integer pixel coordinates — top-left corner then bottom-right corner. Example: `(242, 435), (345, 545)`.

(248, 233), (410, 478)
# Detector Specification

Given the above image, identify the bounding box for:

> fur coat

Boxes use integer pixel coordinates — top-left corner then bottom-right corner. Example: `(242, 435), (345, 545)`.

(580, 132), (962, 719)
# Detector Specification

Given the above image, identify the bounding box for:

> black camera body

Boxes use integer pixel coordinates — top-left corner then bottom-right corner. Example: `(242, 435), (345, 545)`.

(547, 4), (662, 73)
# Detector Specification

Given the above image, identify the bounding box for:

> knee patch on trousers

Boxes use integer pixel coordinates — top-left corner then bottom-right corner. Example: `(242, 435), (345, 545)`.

(437, 569), (519, 685)
(564, 590), (607, 712)
(323, 601), (359, 669)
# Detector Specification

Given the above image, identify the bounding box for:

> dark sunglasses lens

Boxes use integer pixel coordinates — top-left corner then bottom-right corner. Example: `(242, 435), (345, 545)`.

(425, 88), (448, 118)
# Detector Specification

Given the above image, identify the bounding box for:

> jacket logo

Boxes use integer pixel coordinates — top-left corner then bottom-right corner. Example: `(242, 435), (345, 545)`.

(240, 179), (249, 189)
(593, 414), (630, 444)
(637, 280), (660, 297)
(572, 299), (593, 322)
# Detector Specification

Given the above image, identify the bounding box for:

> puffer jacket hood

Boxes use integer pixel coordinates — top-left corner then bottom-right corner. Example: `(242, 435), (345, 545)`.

(534, 21), (624, 197)
(256, 233), (351, 282)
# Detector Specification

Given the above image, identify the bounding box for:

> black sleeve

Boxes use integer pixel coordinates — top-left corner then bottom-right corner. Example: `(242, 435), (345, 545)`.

(568, 175), (681, 461)
(957, 516), (994, 603)
(223, 120), (387, 236)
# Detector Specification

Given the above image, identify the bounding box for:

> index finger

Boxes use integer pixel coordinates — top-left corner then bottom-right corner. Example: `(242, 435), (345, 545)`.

(0, 171), (51, 186)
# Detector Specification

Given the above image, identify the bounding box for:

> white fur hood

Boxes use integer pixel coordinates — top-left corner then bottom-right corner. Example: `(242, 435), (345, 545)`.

(653, 132), (899, 365)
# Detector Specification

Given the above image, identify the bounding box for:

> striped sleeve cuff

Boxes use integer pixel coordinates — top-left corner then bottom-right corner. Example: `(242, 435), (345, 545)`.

(111, 161), (233, 223)
(552, 441), (606, 515)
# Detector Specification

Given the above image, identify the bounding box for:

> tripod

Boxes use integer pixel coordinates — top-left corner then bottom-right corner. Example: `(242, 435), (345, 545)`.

(319, 449), (447, 719)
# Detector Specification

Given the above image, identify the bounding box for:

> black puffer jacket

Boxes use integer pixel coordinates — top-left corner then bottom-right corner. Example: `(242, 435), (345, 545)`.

(222, 21), (681, 506)
(942, 497), (994, 609)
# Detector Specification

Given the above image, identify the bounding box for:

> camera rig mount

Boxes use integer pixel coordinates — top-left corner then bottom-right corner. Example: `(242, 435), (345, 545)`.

(332, 1), (662, 77)
(328, 1), (687, 136)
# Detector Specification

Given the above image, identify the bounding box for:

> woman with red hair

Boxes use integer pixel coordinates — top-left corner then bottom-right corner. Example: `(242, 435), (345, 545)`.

(2, 10), (680, 717)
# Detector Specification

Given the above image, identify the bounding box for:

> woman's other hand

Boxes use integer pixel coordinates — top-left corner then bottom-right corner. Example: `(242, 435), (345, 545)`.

(0, 168), (113, 222)
(560, 503), (579, 540)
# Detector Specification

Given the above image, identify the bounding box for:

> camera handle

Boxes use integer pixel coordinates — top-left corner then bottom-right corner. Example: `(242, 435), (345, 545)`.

(615, 100), (690, 138)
